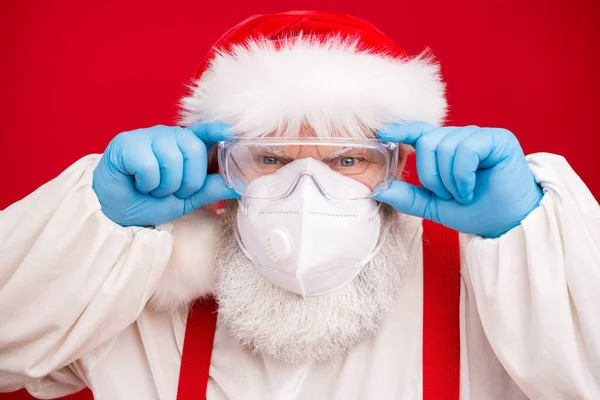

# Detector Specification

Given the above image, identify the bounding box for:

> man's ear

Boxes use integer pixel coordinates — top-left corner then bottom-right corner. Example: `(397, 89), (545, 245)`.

(395, 145), (411, 180)
(207, 145), (219, 174)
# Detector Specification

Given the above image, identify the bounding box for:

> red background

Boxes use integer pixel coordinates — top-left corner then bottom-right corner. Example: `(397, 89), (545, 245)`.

(1, 0), (598, 399)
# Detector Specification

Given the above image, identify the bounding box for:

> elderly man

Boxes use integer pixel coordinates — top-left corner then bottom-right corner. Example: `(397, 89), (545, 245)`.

(0, 10), (598, 400)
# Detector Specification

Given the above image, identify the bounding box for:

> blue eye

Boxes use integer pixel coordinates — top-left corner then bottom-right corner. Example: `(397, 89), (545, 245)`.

(262, 156), (279, 165)
(339, 157), (356, 167)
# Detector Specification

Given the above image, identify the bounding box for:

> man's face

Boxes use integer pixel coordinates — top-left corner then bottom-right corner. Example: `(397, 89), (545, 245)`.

(211, 127), (413, 364)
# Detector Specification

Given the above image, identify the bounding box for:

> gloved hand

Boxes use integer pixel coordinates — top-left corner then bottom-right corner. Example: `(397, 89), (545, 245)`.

(375, 122), (543, 238)
(92, 122), (239, 227)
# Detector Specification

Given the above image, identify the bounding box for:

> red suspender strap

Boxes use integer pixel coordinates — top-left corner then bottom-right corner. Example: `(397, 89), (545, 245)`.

(177, 220), (462, 400)
(422, 219), (461, 399)
(176, 297), (218, 400)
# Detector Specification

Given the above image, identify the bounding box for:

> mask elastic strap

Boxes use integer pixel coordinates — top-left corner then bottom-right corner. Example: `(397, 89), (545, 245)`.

(233, 200), (259, 264)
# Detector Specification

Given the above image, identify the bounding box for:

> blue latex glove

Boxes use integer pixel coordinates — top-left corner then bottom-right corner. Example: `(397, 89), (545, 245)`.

(375, 122), (543, 238)
(92, 122), (239, 227)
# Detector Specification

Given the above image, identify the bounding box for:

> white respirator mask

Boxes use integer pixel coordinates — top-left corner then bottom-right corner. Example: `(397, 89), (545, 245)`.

(218, 138), (398, 296)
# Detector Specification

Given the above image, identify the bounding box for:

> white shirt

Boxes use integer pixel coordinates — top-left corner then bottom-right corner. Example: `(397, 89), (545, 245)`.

(0, 153), (598, 399)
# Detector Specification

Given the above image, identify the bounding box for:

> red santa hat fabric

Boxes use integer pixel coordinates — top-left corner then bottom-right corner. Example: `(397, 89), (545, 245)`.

(179, 11), (447, 138)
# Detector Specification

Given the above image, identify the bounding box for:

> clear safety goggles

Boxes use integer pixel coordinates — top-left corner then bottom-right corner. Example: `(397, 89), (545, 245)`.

(217, 138), (399, 201)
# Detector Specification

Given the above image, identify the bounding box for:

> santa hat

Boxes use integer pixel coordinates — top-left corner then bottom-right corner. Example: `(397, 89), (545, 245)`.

(179, 11), (447, 138)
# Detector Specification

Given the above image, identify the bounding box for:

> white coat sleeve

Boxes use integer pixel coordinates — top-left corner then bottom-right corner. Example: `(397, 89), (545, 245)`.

(461, 153), (600, 399)
(0, 155), (174, 395)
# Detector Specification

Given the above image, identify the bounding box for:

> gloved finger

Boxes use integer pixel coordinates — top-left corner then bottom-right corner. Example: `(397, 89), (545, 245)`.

(150, 133), (184, 198)
(436, 126), (476, 204)
(452, 128), (518, 201)
(174, 127), (208, 199)
(414, 127), (457, 200)
(452, 128), (515, 200)
(452, 140), (478, 202)
(376, 121), (437, 146)
(473, 128), (519, 169)
(374, 180), (443, 223)
(187, 121), (236, 148)
(184, 174), (240, 215)
(120, 142), (161, 194)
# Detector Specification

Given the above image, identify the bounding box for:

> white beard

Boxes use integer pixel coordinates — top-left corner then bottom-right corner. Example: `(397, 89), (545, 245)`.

(214, 201), (411, 365)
